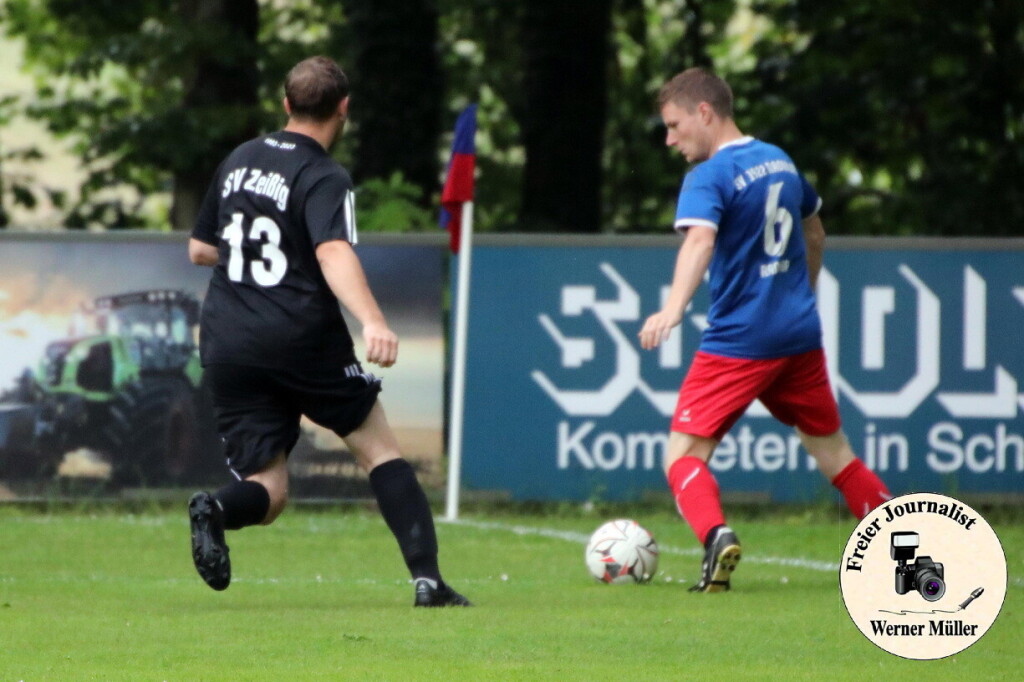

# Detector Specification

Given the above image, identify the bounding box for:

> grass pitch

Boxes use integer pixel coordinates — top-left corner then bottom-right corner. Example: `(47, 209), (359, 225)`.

(0, 504), (1019, 680)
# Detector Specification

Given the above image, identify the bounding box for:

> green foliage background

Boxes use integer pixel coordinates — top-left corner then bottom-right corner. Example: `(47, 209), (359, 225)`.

(1, 0), (1021, 235)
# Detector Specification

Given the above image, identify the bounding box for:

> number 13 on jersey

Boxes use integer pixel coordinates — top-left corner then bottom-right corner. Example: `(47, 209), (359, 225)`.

(222, 212), (288, 287)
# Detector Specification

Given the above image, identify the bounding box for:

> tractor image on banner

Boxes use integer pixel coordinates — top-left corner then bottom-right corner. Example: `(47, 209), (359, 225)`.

(0, 235), (445, 499)
(0, 290), (219, 485)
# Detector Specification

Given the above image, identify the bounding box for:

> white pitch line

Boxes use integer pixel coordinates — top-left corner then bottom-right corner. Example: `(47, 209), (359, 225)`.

(450, 519), (1024, 588)
(447, 518), (840, 573)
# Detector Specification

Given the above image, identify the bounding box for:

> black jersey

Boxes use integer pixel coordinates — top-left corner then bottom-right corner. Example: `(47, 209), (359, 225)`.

(192, 131), (358, 370)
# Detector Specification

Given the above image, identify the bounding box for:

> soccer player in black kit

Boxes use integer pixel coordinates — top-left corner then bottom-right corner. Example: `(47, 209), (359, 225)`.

(186, 56), (470, 607)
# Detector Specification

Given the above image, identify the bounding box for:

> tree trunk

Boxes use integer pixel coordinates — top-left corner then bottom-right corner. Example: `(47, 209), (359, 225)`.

(520, 0), (612, 232)
(171, 0), (260, 232)
(680, 0), (713, 70)
(346, 0), (443, 205)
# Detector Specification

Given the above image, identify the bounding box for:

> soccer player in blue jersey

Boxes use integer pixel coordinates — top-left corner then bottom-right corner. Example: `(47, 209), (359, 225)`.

(639, 68), (891, 593)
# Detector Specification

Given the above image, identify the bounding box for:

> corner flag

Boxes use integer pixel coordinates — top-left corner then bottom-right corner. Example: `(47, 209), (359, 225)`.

(440, 104), (477, 253)
(442, 104), (478, 521)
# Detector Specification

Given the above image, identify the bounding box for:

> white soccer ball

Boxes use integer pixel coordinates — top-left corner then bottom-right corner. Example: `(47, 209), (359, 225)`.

(585, 519), (659, 584)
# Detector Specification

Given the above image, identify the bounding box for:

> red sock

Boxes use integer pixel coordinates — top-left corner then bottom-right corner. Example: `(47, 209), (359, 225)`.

(667, 456), (726, 545)
(832, 459), (891, 519)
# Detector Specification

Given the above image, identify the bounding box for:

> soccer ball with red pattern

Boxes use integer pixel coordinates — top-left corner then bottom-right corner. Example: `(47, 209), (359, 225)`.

(585, 519), (659, 584)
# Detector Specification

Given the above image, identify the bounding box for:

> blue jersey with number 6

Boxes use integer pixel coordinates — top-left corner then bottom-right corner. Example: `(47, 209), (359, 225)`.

(674, 137), (822, 359)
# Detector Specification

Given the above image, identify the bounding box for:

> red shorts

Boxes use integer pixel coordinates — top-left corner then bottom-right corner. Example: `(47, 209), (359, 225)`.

(671, 349), (841, 440)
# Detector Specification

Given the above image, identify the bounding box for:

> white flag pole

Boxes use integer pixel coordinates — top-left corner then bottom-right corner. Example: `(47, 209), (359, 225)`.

(445, 201), (474, 521)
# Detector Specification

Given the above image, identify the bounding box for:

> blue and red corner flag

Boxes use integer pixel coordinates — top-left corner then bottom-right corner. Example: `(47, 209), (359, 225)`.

(440, 104), (477, 253)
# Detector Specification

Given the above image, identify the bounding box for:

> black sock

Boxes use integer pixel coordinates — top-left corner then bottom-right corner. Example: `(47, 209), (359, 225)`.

(369, 459), (442, 583)
(214, 480), (271, 530)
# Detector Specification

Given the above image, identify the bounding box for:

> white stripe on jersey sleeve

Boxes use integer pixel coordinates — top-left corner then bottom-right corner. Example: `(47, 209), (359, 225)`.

(807, 196), (823, 218)
(674, 218), (718, 233)
(344, 190), (358, 244)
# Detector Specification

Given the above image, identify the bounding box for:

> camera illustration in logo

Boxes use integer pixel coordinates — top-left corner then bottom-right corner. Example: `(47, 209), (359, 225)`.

(891, 531), (945, 601)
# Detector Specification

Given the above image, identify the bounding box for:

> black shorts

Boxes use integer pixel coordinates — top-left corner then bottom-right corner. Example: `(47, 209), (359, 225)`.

(204, 362), (382, 477)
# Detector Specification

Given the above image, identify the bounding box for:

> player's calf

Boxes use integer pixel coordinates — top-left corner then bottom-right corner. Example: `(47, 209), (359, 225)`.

(832, 458), (891, 519)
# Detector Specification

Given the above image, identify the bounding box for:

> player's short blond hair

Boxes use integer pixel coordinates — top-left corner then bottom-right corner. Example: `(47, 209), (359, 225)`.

(657, 68), (734, 119)
(285, 56), (350, 122)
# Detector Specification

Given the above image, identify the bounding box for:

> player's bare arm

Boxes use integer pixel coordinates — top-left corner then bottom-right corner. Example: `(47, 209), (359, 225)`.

(639, 225), (716, 350)
(802, 213), (825, 290)
(315, 239), (398, 368)
(188, 238), (219, 267)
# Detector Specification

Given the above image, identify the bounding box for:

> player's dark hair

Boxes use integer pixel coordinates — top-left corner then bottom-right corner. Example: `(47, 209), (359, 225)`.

(657, 67), (734, 119)
(284, 56), (350, 122)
